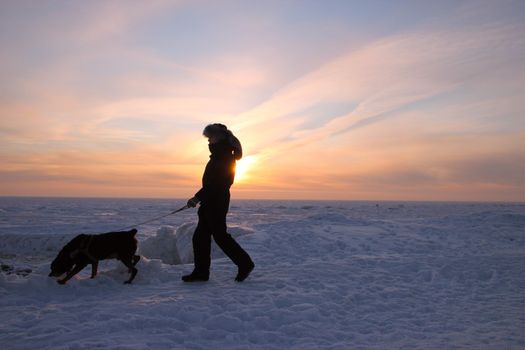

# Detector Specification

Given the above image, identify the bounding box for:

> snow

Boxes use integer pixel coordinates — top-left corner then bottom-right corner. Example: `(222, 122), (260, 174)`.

(140, 224), (253, 265)
(1, 198), (524, 349)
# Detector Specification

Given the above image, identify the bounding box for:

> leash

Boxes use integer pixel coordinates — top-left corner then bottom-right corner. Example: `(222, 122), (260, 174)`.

(114, 204), (190, 231)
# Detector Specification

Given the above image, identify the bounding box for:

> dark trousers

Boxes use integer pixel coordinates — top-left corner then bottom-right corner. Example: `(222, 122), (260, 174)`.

(192, 191), (252, 274)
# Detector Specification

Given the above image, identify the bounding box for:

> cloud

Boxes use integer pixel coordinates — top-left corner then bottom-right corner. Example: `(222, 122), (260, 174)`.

(0, 147), (197, 198)
(1, 0), (524, 200)
(446, 152), (525, 187)
(228, 16), (525, 200)
(238, 21), (524, 144)
(77, 0), (178, 42)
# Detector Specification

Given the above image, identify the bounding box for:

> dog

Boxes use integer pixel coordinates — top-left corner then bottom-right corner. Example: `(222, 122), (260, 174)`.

(49, 229), (140, 284)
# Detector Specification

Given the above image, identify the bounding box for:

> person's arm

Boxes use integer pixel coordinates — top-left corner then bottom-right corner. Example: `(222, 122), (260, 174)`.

(229, 134), (242, 160)
(187, 195), (200, 208)
(187, 187), (208, 207)
(195, 187), (206, 201)
(191, 185), (214, 204)
(192, 161), (233, 203)
(186, 188), (205, 207)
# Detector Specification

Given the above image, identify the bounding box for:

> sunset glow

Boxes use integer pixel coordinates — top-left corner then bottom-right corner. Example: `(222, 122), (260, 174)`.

(0, 1), (524, 201)
(235, 155), (258, 183)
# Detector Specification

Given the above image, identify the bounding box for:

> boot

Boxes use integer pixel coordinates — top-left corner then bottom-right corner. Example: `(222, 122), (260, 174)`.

(235, 261), (255, 282)
(182, 271), (209, 282)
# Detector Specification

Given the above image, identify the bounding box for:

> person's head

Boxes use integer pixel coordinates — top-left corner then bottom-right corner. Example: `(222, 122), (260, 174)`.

(202, 123), (243, 159)
(203, 123), (228, 144)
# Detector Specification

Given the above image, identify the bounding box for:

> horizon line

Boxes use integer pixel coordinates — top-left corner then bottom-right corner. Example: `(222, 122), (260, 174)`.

(0, 195), (523, 205)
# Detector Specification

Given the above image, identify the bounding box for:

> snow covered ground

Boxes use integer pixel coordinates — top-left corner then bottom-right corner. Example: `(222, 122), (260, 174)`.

(1, 198), (524, 349)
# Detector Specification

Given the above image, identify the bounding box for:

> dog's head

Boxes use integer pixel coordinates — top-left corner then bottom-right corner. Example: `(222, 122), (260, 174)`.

(48, 234), (86, 277)
(48, 250), (75, 277)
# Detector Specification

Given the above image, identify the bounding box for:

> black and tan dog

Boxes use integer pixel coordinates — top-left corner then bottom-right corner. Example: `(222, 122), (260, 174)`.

(49, 229), (140, 284)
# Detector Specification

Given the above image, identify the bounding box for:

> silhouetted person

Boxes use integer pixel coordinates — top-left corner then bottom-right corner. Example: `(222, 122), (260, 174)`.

(182, 123), (254, 282)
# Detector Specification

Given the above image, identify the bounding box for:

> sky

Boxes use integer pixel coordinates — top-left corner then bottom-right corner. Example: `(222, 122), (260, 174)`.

(1, 0), (524, 201)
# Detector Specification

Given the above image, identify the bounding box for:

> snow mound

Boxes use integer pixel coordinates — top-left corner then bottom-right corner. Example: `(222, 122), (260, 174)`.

(139, 223), (254, 265)
(139, 225), (183, 264)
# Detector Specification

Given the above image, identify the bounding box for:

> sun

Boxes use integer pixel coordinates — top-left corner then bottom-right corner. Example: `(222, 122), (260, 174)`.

(235, 155), (257, 182)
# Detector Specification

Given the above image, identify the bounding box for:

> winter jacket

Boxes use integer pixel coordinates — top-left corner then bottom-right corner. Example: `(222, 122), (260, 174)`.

(194, 139), (237, 203)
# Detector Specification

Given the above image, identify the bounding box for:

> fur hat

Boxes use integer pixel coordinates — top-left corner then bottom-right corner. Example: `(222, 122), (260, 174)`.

(203, 123), (243, 160)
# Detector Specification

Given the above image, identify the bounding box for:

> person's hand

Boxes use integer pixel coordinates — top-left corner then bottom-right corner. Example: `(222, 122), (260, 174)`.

(187, 196), (200, 208)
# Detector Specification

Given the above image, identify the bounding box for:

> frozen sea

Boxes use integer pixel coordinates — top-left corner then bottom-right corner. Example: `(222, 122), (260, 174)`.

(0, 197), (524, 349)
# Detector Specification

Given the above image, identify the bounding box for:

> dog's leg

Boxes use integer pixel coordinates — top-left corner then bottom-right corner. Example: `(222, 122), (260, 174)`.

(90, 261), (98, 278)
(58, 262), (88, 285)
(120, 257), (138, 284)
(126, 256), (140, 273)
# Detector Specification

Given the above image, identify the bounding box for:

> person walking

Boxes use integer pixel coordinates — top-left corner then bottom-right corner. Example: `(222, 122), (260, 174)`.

(182, 123), (255, 282)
